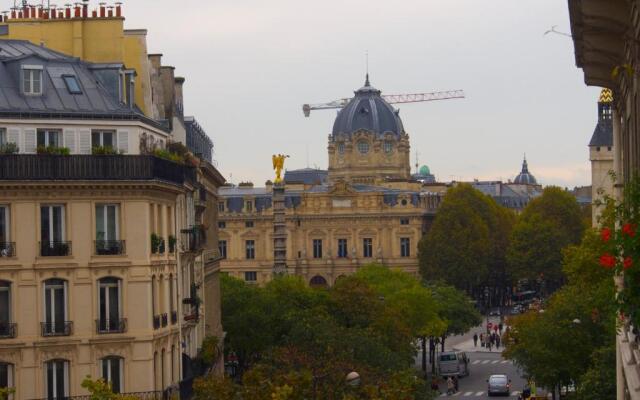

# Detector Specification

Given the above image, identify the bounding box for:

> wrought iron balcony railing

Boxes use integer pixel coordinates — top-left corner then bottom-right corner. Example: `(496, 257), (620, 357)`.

(41, 321), (73, 336)
(0, 242), (15, 258)
(40, 241), (72, 257)
(0, 154), (196, 185)
(180, 225), (206, 253)
(95, 318), (127, 334)
(0, 322), (16, 338)
(95, 240), (126, 255)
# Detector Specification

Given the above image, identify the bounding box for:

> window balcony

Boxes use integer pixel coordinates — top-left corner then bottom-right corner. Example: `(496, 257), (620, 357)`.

(95, 240), (126, 256)
(161, 313), (168, 327)
(95, 318), (127, 334)
(194, 186), (207, 210)
(0, 154), (196, 185)
(171, 310), (177, 325)
(180, 225), (206, 253)
(0, 242), (15, 258)
(0, 322), (16, 338)
(153, 315), (161, 330)
(41, 321), (73, 336)
(40, 241), (72, 257)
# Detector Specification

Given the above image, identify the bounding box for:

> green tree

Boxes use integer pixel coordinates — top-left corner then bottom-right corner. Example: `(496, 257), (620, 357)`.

(576, 345), (616, 400)
(507, 187), (585, 289)
(430, 283), (482, 337)
(418, 184), (514, 300)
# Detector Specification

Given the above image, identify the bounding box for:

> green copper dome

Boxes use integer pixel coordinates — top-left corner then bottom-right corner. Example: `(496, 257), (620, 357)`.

(419, 165), (431, 176)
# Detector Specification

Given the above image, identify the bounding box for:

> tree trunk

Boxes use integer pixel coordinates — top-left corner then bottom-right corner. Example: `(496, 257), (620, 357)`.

(421, 336), (427, 377)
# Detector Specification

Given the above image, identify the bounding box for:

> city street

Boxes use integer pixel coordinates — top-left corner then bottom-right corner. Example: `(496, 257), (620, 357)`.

(417, 316), (531, 399)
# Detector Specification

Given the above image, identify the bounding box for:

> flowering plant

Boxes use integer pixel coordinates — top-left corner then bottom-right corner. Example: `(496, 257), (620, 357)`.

(599, 177), (640, 328)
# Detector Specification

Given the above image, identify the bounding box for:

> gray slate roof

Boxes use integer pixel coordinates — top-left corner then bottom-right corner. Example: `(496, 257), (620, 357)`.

(589, 118), (613, 147)
(0, 40), (148, 121)
(332, 75), (404, 138)
(284, 168), (328, 184)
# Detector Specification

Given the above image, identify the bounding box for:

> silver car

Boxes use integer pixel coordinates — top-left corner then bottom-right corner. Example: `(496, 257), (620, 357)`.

(487, 374), (511, 396)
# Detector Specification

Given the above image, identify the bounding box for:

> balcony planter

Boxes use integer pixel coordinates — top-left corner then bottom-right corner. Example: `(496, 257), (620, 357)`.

(168, 235), (177, 253)
(0, 143), (18, 154)
(37, 145), (70, 155)
(151, 233), (161, 254)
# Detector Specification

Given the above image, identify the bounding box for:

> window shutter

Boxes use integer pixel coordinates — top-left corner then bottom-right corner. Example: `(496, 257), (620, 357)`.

(78, 130), (91, 154)
(23, 128), (36, 154)
(7, 128), (20, 150)
(63, 129), (76, 154)
(117, 130), (129, 154)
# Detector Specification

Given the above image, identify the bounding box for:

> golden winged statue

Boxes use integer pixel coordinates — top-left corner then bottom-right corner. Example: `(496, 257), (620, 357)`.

(272, 154), (289, 184)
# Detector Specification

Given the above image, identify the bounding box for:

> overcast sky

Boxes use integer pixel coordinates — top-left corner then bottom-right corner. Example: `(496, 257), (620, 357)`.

(120, 0), (597, 188)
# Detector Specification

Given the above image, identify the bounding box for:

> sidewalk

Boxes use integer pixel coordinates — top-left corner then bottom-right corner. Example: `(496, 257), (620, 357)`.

(450, 337), (505, 353)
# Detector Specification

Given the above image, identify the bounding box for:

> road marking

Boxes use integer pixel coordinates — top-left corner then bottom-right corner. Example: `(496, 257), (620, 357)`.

(491, 360), (500, 364)
(481, 360), (490, 364)
(463, 392), (473, 396)
(453, 392), (461, 397)
(501, 360), (510, 364)
(511, 391), (521, 396)
(472, 360), (480, 365)
(475, 392), (484, 396)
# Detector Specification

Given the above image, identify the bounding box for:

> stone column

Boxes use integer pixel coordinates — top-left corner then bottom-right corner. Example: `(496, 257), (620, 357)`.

(272, 183), (287, 275)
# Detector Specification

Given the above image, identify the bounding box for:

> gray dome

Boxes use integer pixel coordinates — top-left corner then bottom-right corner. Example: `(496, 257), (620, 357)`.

(514, 157), (537, 185)
(332, 75), (404, 137)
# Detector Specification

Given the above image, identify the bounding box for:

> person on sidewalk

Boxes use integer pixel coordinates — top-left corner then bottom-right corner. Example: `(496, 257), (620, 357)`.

(473, 333), (478, 347)
(480, 333), (484, 347)
(499, 322), (504, 333)
(496, 334), (501, 349)
(446, 377), (455, 395)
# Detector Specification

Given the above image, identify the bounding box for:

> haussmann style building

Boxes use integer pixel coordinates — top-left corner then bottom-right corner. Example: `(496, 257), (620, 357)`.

(0, 3), (225, 399)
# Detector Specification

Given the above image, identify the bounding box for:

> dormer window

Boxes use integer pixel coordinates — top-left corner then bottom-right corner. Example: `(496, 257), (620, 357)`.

(62, 75), (82, 94)
(22, 65), (43, 95)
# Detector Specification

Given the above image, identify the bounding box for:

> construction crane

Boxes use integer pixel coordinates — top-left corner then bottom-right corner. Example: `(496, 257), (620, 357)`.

(302, 89), (465, 117)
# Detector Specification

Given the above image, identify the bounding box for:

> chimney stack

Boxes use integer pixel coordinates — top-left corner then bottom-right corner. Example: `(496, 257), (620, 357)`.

(174, 77), (185, 117)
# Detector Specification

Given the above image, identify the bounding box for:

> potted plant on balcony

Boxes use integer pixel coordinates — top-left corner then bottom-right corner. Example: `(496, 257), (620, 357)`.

(158, 237), (166, 254)
(168, 235), (177, 253)
(92, 146), (122, 155)
(37, 145), (70, 155)
(151, 233), (161, 254)
(0, 143), (18, 154)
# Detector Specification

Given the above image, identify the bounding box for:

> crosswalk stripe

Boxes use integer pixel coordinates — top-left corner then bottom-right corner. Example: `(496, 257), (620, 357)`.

(463, 392), (473, 396)
(491, 360), (500, 364)
(511, 391), (521, 396)
(475, 392), (484, 397)
(472, 360), (480, 365)
(501, 360), (510, 364)
(482, 360), (490, 364)
(439, 393), (446, 398)
(452, 392), (461, 397)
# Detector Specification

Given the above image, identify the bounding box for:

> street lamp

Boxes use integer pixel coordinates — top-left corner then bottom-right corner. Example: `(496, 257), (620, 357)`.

(346, 371), (361, 387)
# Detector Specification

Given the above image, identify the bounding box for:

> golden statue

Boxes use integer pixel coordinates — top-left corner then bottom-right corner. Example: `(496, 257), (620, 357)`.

(272, 154), (289, 184)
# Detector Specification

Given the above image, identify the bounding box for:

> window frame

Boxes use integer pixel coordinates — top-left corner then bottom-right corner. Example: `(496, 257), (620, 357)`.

(22, 65), (43, 96)
(357, 141), (370, 154)
(218, 240), (227, 259)
(40, 204), (66, 244)
(245, 200), (253, 212)
(400, 218), (410, 225)
(218, 202), (225, 212)
(101, 356), (124, 393)
(98, 277), (122, 332)
(95, 204), (120, 242)
(37, 129), (62, 148)
(0, 362), (14, 394)
(383, 141), (394, 153)
(91, 130), (116, 149)
(0, 205), (9, 243)
(245, 221), (254, 228)
(400, 237), (411, 257)
(337, 142), (345, 155)
(363, 238), (373, 258)
(244, 271), (257, 282)
(312, 239), (323, 259)
(245, 240), (255, 260)
(43, 279), (68, 331)
(0, 128), (6, 146)
(62, 75), (82, 94)
(337, 239), (348, 258)
(0, 281), (11, 326)
(45, 359), (69, 399)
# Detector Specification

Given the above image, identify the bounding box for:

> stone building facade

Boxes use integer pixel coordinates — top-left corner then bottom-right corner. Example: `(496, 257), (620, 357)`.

(0, 14), (224, 399)
(218, 77), (445, 286)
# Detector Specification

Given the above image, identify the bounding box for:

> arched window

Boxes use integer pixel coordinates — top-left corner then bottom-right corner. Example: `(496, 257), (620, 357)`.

(309, 275), (328, 288)
(0, 281), (12, 338)
(383, 141), (393, 153)
(337, 142), (345, 155)
(45, 359), (69, 399)
(43, 279), (69, 336)
(101, 356), (123, 393)
(97, 278), (123, 333)
(357, 141), (369, 154)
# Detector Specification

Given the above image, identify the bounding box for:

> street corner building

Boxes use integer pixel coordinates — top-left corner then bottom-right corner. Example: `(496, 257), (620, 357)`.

(218, 76), (447, 286)
(0, 4), (225, 399)
(568, 0), (640, 399)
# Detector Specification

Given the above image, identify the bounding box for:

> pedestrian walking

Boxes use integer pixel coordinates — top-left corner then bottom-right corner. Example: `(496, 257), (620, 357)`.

(453, 375), (459, 392)
(446, 377), (455, 395)
(496, 335), (501, 349)
(486, 337), (492, 351)
(473, 333), (478, 347)
(499, 322), (504, 333)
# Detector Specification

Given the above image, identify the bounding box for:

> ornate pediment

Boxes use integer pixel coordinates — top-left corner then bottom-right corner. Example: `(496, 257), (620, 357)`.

(329, 180), (356, 196)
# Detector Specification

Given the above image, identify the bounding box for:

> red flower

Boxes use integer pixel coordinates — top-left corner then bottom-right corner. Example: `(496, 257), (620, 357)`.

(623, 223), (636, 238)
(601, 227), (612, 242)
(624, 257), (633, 270)
(600, 253), (616, 269)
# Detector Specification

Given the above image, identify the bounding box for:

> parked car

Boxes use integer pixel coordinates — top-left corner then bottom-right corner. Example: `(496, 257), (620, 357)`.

(438, 351), (470, 377)
(487, 374), (511, 396)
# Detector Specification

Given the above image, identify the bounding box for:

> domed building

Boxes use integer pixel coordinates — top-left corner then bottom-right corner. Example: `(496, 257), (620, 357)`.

(217, 77), (447, 285)
(513, 157), (538, 185)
